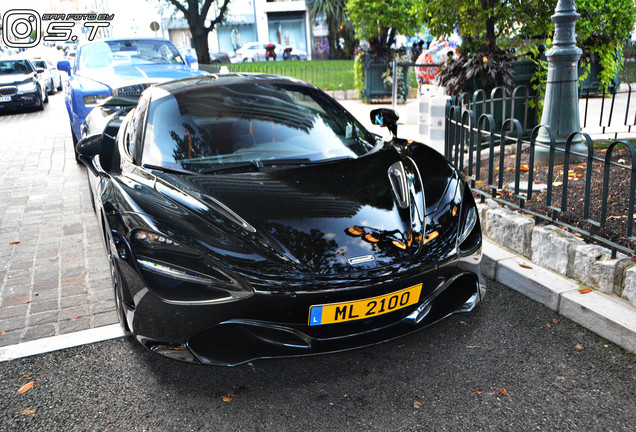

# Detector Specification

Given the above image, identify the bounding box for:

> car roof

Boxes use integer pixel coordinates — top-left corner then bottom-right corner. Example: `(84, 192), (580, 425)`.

(154, 73), (316, 95)
(78, 37), (175, 49)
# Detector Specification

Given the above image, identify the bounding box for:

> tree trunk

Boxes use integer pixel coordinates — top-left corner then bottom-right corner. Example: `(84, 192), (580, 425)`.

(192, 28), (211, 64)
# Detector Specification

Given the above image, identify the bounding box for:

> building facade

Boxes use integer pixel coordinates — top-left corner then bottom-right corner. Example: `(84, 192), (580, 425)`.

(162, 0), (313, 59)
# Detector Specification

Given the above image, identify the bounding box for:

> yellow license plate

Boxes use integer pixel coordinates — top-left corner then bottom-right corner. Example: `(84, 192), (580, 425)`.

(308, 284), (422, 326)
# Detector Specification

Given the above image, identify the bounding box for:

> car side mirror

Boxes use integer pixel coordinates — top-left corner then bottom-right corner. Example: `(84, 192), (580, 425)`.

(370, 108), (399, 138)
(57, 60), (71, 74)
(184, 54), (197, 67)
(76, 134), (103, 159)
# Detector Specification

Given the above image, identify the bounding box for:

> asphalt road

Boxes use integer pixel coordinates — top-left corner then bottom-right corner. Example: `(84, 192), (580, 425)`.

(1, 277), (635, 431)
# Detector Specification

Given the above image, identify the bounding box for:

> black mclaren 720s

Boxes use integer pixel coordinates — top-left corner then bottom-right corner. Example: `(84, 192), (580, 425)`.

(77, 74), (485, 365)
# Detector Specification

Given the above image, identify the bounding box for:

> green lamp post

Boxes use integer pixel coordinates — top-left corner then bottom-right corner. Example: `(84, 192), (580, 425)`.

(535, 0), (586, 164)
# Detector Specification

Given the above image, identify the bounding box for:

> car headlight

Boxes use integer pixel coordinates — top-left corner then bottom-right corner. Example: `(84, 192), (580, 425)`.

(457, 206), (477, 246)
(132, 229), (252, 303)
(17, 80), (37, 92)
(457, 187), (481, 253)
(83, 94), (110, 107)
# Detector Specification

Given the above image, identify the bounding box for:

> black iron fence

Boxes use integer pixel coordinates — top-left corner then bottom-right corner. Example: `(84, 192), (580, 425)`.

(445, 85), (636, 257)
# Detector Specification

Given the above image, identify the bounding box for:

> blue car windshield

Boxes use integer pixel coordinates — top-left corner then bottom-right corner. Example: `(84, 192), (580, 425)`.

(142, 82), (378, 171)
(77, 40), (185, 70)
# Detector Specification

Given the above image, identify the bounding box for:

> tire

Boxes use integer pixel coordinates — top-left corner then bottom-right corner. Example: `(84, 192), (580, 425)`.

(48, 78), (56, 95)
(56, 79), (63, 91)
(44, 88), (49, 103)
(109, 250), (132, 334)
(291, 55), (300, 61)
(70, 121), (80, 163)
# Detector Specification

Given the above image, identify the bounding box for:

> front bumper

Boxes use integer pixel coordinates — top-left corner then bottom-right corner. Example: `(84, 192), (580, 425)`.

(120, 247), (485, 366)
(0, 90), (40, 110)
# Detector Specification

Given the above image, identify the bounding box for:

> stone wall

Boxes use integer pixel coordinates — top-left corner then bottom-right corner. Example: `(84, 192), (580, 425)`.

(477, 199), (636, 307)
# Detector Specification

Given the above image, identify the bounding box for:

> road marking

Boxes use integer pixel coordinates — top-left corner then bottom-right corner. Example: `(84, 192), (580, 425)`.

(0, 325), (127, 362)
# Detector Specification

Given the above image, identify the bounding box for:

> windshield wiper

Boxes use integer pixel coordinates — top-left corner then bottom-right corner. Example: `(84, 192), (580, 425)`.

(143, 164), (196, 175)
(198, 157), (351, 175)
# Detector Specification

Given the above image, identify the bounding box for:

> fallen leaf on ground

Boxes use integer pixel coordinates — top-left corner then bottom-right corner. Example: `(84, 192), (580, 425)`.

(575, 173), (584, 178)
(520, 165), (529, 172)
(575, 344), (585, 350)
(16, 381), (33, 395)
(413, 401), (422, 409)
(552, 319), (561, 323)
(556, 376), (565, 380)
(475, 180), (485, 185)
(497, 388), (509, 397)
(574, 165), (585, 170)
(9, 241), (20, 245)
(18, 373), (32, 381)
(473, 390), (483, 395)
(618, 159), (626, 164)
(222, 394), (234, 402)
(0, 332), (6, 336)
(578, 288), (592, 294)
(519, 263), (533, 269)
(546, 324), (551, 328)
(22, 407), (35, 417)
(465, 345), (481, 349)
(552, 181), (563, 187)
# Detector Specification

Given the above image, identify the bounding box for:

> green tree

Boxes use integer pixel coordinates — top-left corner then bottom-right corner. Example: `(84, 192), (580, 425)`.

(345, 0), (422, 60)
(308, 0), (357, 59)
(422, 0), (556, 52)
(162, 0), (231, 65)
(576, 0), (635, 88)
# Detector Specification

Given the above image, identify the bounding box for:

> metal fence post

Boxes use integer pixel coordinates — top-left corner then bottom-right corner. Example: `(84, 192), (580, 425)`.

(391, 61), (397, 110)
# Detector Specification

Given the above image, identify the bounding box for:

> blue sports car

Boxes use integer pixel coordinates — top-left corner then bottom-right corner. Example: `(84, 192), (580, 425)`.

(57, 38), (204, 160)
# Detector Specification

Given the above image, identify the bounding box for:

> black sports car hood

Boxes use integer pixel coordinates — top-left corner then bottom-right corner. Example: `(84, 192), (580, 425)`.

(155, 148), (430, 274)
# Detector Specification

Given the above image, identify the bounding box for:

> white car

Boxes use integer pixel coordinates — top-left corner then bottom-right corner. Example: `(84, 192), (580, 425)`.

(233, 42), (307, 62)
(32, 58), (63, 94)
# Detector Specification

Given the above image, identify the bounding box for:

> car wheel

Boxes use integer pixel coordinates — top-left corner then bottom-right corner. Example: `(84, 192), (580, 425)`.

(43, 87), (49, 103)
(291, 55), (300, 61)
(109, 250), (132, 334)
(56, 79), (63, 91)
(48, 78), (56, 95)
(242, 57), (248, 63)
(70, 121), (81, 163)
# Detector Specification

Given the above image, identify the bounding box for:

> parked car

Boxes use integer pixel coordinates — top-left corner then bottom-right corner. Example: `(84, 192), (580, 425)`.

(76, 74), (485, 366)
(178, 47), (231, 65)
(0, 58), (48, 111)
(209, 51), (231, 64)
(32, 58), (63, 94)
(58, 38), (205, 161)
(233, 42), (308, 62)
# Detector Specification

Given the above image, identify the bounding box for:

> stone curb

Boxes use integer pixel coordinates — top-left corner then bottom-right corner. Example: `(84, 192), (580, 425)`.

(478, 199), (636, 305)
(482, 237), (636, 353)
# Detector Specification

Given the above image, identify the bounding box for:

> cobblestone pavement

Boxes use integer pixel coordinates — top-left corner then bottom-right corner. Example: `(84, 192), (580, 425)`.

(0, 92), (116, 347)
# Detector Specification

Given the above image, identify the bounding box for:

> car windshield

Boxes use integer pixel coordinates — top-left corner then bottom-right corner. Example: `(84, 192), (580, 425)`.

(77, 40), (185, 70)
(0, 60), (33, 75)
(142, 81), (378, 171)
